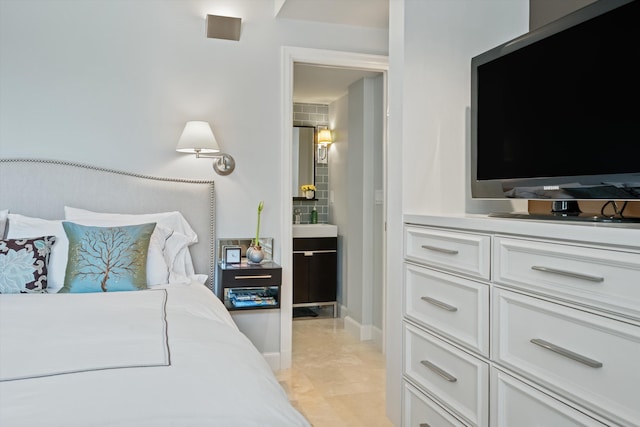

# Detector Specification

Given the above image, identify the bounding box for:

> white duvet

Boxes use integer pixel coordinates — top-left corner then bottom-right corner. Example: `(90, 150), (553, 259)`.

(0, 284), (309, 426)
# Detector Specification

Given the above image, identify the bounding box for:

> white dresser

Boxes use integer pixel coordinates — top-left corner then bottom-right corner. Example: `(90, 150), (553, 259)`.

(402, 215), (640, 427)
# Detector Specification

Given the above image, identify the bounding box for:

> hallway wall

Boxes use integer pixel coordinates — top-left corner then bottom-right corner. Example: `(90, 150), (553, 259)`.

(329, 75), (384, 346)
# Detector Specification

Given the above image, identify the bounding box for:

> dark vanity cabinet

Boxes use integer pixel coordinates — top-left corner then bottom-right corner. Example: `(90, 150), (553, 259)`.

(292, 237), (337, 312)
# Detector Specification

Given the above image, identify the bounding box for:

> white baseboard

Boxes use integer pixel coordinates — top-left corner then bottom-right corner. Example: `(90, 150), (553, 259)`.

(344, 316), (372, 340)
(339, 304), (347, 318)
(279, 349), (292, 370)
(263, 352), (281, 371)
(344, 316), (384, 351)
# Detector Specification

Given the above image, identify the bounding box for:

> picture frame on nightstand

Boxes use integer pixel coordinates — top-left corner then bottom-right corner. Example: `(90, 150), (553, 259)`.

(222, 245), (242, 264)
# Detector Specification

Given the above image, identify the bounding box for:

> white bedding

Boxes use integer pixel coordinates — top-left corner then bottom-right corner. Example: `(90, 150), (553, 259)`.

(0, 283), (309, 426)
(1, 290), (170, 381)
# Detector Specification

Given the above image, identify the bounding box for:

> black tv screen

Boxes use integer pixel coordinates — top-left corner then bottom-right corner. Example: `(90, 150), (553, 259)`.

(471, 0), (640, 200)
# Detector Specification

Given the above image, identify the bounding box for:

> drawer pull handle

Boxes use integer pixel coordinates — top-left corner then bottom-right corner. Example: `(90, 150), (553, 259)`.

(421, 245), (459, 255)
(421, 296), (458, 312)
(530, 339), (603, 368)
(531, 266), (604, 283)
(235, 275), (272, 280)
(293, 250), (337, 256)
(420, 360), (457, 382)
(419, 424), (431, 427)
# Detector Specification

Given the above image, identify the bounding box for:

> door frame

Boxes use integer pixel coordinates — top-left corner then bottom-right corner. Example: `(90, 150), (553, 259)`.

(280, 46), (389, 369)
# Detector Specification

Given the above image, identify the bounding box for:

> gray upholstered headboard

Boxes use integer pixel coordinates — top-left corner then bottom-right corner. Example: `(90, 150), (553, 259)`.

(0, 159), (216, 289)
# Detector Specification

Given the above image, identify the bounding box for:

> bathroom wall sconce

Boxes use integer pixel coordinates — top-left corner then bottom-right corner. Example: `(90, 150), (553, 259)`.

(176, 121), (236, 176)
(316, 128), (332, 164)
(206, 14), (241, 41)
(318, 129), (332, 145)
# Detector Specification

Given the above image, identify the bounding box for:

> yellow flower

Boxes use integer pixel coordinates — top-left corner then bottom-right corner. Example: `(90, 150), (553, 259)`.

(300, 184), (316, 192)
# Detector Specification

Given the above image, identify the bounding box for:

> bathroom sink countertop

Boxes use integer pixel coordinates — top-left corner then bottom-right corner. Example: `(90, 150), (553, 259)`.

(292, 223), (338, 238)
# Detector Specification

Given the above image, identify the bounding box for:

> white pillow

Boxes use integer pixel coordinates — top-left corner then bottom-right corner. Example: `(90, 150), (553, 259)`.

(162, 231), (206, 285)
(64, 207), (198, 243)
(64, 207), (199, 284)
(0, 209), (8, 238)
(6, 214), (68, 292)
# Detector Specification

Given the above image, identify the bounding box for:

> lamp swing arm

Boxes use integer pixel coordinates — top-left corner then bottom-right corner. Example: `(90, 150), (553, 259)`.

(193, 149), (236, 176)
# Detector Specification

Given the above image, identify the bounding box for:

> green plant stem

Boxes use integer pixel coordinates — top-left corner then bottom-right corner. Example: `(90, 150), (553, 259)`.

(255, 215), (260, 247)
(254, 201), (264, 247)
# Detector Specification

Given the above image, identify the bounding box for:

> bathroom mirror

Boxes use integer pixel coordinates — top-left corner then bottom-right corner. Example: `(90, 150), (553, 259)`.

(292, 126), (315, 197)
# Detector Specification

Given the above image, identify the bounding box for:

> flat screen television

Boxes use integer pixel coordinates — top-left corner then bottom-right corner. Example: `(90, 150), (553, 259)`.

(470, 0), (639, 219)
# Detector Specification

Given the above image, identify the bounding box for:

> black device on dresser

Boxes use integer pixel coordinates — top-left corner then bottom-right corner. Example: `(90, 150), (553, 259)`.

(470, 0), (639, 209)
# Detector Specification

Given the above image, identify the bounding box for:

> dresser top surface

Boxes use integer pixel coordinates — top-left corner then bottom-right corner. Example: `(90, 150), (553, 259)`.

(404, 214), (640, 250)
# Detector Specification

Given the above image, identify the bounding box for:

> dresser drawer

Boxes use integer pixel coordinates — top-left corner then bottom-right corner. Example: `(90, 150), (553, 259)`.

(404, 323), (489, 427)
(403, 381), (466, 427)
(494, 236), (640, 320)
(490, 367), (606, 427)
(219, 267), (282, 287)
(493, 288), (640, 427)
(405, 225), (491, 280)
(404, 263), (489, 356)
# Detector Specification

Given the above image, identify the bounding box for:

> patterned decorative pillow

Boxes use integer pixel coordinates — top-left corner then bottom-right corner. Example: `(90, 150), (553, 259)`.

(6, 214), (68, 292)
(0, 209), (8, 238)
(60, 222), (156, 293)
(0, 236), (57, 293)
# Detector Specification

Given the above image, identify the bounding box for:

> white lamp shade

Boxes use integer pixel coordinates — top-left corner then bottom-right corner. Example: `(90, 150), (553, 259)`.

(176, 121), (220, 153)
(318, 129), (332, 144)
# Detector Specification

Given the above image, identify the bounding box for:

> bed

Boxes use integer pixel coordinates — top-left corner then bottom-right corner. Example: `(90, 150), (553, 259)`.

(0, 159), (309, 426)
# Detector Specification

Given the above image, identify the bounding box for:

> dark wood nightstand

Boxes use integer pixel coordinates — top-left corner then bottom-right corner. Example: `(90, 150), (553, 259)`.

(216, 260), (282, 311)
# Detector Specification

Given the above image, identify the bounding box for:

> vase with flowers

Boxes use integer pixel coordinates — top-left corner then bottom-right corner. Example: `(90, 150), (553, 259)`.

(246, 200), (265, 264)
(301, 184), (316, 199)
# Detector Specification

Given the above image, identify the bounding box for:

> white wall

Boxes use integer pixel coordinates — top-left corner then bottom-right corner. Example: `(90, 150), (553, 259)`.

(385, 1), (529, 424)
(401, 0), (529, 216)
(385, 1), (405, 423)
(0, 0), (388, 358)
(328, 95), (349, 309)
(346, 78), (366, 327)
(0, 0), (387, 247)
(328, 75), (384, 343)
(371, 73), (385, 341)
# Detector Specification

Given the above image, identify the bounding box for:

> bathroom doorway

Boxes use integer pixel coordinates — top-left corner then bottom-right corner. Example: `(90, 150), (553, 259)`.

(280, 47), (389, 369)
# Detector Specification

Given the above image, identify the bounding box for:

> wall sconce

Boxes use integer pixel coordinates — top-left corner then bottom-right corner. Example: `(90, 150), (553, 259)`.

(176, 121), (236, 176)
(316, 128), (332, 164)
(206, 14), (241, 41)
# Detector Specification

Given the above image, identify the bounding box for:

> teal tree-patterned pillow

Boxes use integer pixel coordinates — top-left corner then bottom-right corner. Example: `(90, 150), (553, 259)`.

(60, 222), (156, 293)
(0, 236), (56, 293)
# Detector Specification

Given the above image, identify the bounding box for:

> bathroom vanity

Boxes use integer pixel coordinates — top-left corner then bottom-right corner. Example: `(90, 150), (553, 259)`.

(292, 224), (338, 317)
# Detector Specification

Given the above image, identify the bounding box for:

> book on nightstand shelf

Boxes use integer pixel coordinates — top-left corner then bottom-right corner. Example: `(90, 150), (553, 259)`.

(228, 288), (278, 308)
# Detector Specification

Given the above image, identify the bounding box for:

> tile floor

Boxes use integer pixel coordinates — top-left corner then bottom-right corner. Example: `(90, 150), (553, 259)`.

(276, 309), (395, 427)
